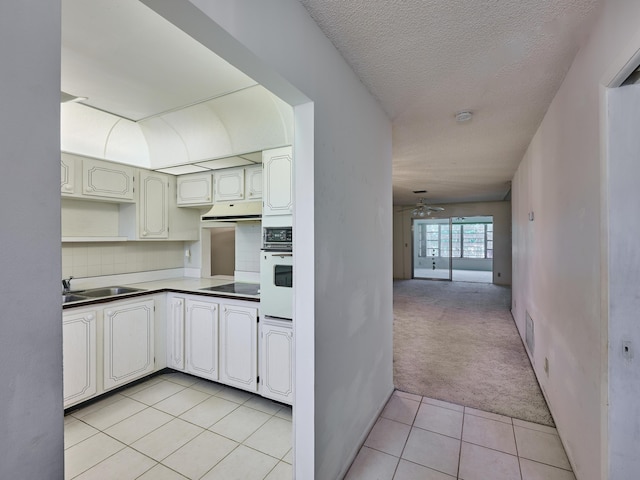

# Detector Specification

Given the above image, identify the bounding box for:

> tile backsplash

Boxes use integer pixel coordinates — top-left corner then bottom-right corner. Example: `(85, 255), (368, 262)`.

(62, 242), (185, 278)
(235, 223), (262, 273)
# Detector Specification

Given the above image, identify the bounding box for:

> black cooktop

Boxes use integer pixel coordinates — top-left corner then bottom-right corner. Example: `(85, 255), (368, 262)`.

(200, 282), (260, 296)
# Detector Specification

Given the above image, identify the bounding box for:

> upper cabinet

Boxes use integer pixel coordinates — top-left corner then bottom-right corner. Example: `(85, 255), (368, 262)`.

(138, 170), (169, 239)
(214, 168), (245, 202)
(61, 155), (77, 195)
(176, 173), (213, 206)
(82, 158), (135, 201)
(263, 146), (293, 216)
(245, 165), (263, 200)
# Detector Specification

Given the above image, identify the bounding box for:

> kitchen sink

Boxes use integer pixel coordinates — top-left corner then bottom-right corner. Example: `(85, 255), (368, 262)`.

(62, 294), (90, 303)
(76, 286), (145, 298)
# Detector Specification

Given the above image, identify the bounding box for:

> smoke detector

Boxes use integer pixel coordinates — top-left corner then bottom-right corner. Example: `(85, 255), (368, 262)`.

(455, 111), (473, 123)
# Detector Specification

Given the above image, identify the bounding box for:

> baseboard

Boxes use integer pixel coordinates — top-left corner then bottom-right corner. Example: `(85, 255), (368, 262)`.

(335, 385), (395, 480)
(509, 311), (578, 476)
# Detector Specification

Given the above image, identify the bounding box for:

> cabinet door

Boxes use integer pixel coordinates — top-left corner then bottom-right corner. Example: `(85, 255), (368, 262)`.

(61, 156), (76, 195)
(215, 168), (245, 202)
(262, 147), (293, 216)
(139, 170), (169, 239)
(245, 165), (263, 200)
(104, 299), (155, 390)
(177, 173), (213, 206)
(260, 321), (293, 404)
(167, 296), (185, 371)
(63, 309), (97, 408)
(83, 158), (135, 201)
(185, 299), (219, 381)
(219, 304), (258, 392)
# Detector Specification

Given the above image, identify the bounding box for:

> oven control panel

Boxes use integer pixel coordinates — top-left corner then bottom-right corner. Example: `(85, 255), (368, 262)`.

(263, 227), (292, 251)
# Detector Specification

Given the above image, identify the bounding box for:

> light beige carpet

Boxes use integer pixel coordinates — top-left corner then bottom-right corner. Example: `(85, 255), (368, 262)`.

(393, 279), (554, 426)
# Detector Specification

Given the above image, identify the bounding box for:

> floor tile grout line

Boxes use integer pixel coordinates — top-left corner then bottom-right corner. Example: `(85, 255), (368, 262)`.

(459, 439), (520, 459)
(463, 410), (512, 425)
(457, 408), (466, 479)
(64, 428), (102, 451)
(389, 406), (415, 480)
(511, 418), (524, 480)
(512, 422), (559, 436)
(68, 435), (128, 480)
(517, 455), (574, 473)
(410, 422), (464, 442)
(152, 387), (215, 416)
(66, 381), (293, 479)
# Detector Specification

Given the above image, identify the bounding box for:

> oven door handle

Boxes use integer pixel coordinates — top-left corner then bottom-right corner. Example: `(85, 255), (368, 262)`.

(272, 253), (293, 257)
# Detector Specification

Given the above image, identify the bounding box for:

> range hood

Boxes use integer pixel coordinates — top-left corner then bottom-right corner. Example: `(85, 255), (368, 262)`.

(201, 202), (262, 222)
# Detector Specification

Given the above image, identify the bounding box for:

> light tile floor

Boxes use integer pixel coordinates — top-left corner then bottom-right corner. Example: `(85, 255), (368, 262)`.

(64, 372), (292, 480)
(346, 390), (575, 480)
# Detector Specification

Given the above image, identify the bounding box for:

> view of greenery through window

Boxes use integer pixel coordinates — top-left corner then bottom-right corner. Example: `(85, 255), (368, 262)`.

(417, 222), (493, 259)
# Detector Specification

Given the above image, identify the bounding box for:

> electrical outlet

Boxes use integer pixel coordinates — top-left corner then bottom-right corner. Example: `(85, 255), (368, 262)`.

(544, 357), (549, 376)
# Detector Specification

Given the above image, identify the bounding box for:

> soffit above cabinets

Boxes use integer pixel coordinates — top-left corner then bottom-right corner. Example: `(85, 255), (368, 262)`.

(62, 0), (258, 121)
(60, 0), (293, 171)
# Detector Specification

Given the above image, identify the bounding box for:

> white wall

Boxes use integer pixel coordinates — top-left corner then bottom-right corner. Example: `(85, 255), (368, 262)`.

(0, 1), (63, 478)
(394, 201), (511, 285)
(511, 2), (640, 478)
(149, 2), (394, 479)
(606, 84), (640, 480)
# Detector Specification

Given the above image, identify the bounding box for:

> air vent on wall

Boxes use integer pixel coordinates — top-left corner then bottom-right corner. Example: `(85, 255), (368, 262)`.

(525, 311), (535, 356)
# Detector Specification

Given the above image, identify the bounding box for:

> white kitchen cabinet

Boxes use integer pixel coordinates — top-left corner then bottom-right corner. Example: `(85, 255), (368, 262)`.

(262, 146), (293, 216)
(103, 299), (155, 390)
(260, 318), (293, 405)
(63, 309), (97, 408)
(176, 172), (213, 206)
(245, 164), (263, 200)
(185, 298), (219, 381)
(214, 167), (245, 202)
(219, 303), (258, 392)
(138, 170), (169, 239)
(82, 158), (135, 201)
(166, 296), (185, 371)
(61, 155), (77, 195)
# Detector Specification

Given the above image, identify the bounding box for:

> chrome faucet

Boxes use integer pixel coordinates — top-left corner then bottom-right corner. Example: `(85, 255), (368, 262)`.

(62, 276), (74, 294)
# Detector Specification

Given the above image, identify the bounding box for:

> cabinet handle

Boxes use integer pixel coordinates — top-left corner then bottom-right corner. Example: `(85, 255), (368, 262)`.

(64, 185), (72, 191)
(142, 231), (148, 236)
(106, 310), (113, 317)
(87, 314), (94, 321)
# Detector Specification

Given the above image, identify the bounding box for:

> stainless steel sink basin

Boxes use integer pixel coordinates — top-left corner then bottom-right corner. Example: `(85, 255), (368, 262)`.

(76, 286), (145, 298)
(62, 293), (89, 303)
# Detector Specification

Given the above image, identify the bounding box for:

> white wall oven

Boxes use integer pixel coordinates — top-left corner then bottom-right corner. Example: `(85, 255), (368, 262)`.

(260, 227), (292, 320)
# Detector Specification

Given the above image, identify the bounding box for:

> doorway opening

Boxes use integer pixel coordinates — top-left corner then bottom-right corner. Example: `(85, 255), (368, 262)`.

(413, 216), (493, 283)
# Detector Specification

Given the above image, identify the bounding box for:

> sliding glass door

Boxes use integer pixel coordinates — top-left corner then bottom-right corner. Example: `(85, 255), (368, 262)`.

(412, 217), (452, 280)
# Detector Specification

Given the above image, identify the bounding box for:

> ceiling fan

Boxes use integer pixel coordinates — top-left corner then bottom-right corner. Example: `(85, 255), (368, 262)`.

(411, 198), (445, 217)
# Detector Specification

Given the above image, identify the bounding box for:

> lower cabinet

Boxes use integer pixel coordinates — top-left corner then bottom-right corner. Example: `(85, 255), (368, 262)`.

(219, 304), (258, 392)
(63, 309), (97, 408)
(103, 299), (155, 390)
(185, 298), (219, 381)
(167, 294), (259, 393)
(167, 296), (186, 370)
(260, 318), (293, 405)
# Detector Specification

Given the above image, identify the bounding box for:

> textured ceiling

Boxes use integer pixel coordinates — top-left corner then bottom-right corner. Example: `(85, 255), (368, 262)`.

(299, 0), (602, 205)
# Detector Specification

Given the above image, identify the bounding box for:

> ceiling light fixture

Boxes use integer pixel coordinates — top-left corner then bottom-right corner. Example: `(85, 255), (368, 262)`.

(411, 198), (445, 217)
(455, 110), (473, 123)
